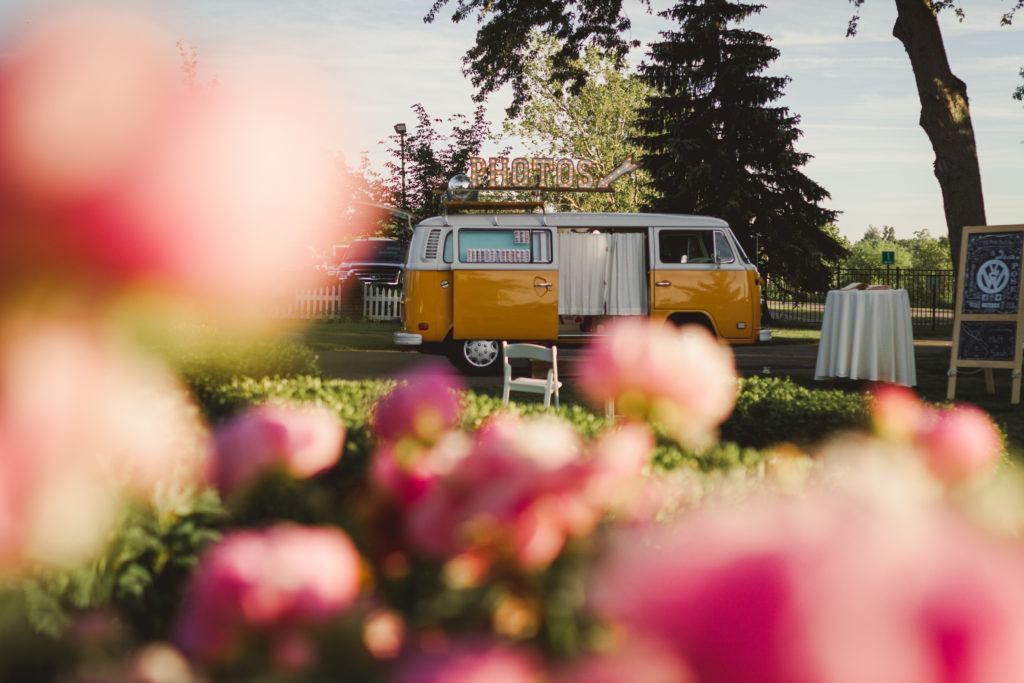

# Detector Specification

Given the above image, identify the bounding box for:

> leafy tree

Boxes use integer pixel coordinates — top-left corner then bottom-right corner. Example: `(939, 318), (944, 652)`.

(502, 34), (653, 212)
(424, 0), (647, 117)
(847, 0), (1022, 270)
(844, 227), (911, 269)
(635, 0), (847, 292)
(904, 228), (952, 269)
(381, 103), (498, 226)
(862, 225), (897, 244)
(842, 225), (951, 269)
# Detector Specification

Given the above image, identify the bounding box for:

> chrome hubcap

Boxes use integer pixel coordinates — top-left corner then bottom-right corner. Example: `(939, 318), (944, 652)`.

(463, 340), (498, 367)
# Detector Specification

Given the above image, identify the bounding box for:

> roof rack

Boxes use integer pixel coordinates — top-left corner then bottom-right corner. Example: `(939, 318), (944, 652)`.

(444, 200), (545, 211)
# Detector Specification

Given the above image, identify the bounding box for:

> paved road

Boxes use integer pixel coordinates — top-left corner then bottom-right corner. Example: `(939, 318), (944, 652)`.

(316, 339), (952, 386)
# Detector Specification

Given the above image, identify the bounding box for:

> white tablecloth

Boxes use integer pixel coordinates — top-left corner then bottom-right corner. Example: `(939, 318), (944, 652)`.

(814, 289), (916, 386)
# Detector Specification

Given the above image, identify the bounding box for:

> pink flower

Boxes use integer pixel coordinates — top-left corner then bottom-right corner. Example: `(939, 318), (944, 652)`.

(391, 639), (546, 683)
(586, 421), (654, 510)
(577, 319), (737, 448)
(402, 415), (600, 570)
(362, 608), (406, 660)
(0, 12), (178, 205)
(209, 403), (344, 496)
(373, 362), (464, 446)
(174, 524), (362, 664)
(871, 384), (927, 442)
(590, 486), (1024, 683)
(918, 405), (1003, 485)
(0, 11), (346, 311)
(370, 431), (471, 505)
(0, 316), (208, 571)
(869, 386), (1004, 486)
(554, 639), (695, 683)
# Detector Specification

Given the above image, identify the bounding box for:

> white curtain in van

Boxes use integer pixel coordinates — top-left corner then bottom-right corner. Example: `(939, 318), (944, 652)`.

(558, 231), (608, 315)
(606, 232), (648, 315)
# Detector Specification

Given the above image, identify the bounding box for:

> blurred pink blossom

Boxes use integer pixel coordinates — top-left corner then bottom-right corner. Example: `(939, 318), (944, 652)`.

(391, 638), (546, 683)
(373, 362), (465, 446)
(370, 431), (472, 506)
(918, 405), (1003, 486)
(362, 608), (406, 660)
(590, 483), (1024, 683)
(174, 524), (362, 664)
(554, 639), (695, 683)
(0, 316), (208, 571)
(869, 386), (1003, 486)
(401, 415), (606, 570)
(577, 319), (737, 448)
(209, 402), (344, 496)
(0, 10), (345, 311)
(586, 421), (655, 511)
(871, 384), (928, 443)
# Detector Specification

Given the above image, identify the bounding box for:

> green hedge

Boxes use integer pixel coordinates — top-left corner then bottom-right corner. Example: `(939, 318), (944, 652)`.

(721, 376), (870, 448)
(197, 374), (870, 477)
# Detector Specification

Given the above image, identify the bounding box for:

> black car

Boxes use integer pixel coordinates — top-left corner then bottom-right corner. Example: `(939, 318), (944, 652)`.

(339, 238), (406, 285)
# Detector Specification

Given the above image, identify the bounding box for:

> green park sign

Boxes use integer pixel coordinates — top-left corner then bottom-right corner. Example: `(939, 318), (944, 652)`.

(881, 251), (895, 265)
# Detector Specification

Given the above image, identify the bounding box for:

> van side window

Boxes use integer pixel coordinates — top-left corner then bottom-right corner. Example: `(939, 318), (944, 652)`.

(659, 230), (714, 264)
(458, 229), (552, 264)
(443, 232), (453, 263)
(714, 231), (735, 263)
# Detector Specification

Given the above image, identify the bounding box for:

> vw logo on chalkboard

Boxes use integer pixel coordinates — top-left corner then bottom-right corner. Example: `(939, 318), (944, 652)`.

(962, 232), (1022, 315)
(977, 259), (1011, 294)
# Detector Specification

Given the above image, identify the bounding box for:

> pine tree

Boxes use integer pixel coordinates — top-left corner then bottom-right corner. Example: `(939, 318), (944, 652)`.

(635, 0), (847, 291)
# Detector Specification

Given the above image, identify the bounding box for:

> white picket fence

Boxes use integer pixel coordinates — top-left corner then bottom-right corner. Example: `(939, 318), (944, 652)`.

(277, 283), (401, 321)
(362, 284), (402, 321)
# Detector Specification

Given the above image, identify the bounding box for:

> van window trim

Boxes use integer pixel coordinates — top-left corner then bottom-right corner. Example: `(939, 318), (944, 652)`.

(713, 229), (737, 265)
(442, 231), (453, 264)
(452, 227), (556, 269)
(653, 227), (718, 269)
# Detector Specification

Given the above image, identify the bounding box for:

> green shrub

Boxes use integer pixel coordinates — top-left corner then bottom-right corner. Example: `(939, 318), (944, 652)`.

(195, 375), (872, 478)
(20, 490), (224, 642)
(722, 376), (869, 449)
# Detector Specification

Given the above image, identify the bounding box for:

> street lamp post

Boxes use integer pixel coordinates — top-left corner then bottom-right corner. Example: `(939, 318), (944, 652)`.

(394, 122), (407, 209)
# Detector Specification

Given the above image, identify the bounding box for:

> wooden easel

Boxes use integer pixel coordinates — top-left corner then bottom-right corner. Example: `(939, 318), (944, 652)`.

(947, 224), (1024, 405)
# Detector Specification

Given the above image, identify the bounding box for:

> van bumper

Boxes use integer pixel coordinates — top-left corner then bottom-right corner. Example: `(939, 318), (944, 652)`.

(759, 328), (773, 342)
(394, 331), (423, 346)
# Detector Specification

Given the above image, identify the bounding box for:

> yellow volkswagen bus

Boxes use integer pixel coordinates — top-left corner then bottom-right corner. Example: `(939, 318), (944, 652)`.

(394, 212), (768, 373)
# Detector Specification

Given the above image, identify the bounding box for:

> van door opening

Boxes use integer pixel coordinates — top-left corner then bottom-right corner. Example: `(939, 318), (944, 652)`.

(556, 229), (649, 337)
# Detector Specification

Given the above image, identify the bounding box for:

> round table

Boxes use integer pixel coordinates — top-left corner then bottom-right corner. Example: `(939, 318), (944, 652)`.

(814, 289), (917, 386)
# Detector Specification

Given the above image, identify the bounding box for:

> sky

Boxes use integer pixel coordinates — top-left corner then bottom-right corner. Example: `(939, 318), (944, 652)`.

(1, 0), (1021, 243)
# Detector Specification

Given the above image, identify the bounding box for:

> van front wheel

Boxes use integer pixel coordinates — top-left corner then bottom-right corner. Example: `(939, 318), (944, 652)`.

(449, 339), (501, 375)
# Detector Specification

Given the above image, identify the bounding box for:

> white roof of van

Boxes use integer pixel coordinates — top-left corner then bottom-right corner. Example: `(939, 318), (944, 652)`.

(415, 212), (729, 229)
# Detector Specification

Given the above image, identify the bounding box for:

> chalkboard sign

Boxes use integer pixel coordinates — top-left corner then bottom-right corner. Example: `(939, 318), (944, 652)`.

(961, 232), (1022, 315)
(948, 224), (1024, 405)
(957, 321), (1018, 361)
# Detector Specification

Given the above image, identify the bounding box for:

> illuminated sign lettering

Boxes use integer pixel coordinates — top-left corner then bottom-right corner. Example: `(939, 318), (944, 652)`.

(466, 156), (635, 190)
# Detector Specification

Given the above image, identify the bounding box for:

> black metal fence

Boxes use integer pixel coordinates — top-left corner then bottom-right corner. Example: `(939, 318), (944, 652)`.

(765, 267), (955, 331)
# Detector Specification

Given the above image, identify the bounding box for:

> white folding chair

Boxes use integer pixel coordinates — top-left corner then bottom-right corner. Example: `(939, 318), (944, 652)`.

(501, 342), (561, 410)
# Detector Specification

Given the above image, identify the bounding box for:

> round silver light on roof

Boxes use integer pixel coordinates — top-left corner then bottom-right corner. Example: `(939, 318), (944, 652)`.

(447, 174), (474, 201)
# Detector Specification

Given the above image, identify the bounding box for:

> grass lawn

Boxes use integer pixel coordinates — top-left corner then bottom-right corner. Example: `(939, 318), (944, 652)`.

(299, 320), (401, 351)
(302, 321), (830, 349)
(296, 320), (1023, 454)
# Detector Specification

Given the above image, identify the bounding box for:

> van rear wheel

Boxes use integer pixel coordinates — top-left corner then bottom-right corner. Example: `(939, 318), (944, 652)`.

(448, 339), (501, 375)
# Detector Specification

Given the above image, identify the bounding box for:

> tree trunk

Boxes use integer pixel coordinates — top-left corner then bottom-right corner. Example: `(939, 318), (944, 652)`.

(892, 0), (986, 271)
